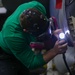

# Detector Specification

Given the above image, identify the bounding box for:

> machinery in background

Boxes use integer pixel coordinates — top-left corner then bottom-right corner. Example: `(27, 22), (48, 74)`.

(49, 0), (75, 75)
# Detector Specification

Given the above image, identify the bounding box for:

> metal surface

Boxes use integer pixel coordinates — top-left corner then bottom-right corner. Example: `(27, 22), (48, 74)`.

(49, 0), (75, 74)
(54, 47), (75, 74)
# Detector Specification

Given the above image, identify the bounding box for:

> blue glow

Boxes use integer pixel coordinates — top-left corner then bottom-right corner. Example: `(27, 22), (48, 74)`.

(65, 30), (70, 34)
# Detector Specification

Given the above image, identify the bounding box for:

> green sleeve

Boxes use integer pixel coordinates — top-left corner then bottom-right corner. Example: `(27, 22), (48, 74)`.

(2, 1), (47, 70)
(4, 37), (46, 69)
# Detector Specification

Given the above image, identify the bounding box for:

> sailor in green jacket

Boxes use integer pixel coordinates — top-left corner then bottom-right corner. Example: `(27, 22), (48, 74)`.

(0, 1), (67, 75)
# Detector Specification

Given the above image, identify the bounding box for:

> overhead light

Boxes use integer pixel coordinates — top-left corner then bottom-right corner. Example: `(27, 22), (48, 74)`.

(0, 7), (7, 14)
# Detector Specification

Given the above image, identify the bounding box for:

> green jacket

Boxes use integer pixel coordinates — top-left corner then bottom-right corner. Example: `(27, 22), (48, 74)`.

(0, 1), (46, 69)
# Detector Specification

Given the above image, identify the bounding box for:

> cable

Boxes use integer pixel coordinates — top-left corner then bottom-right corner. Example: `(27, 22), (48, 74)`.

(63, 53), (72, 75)
(65, 0), (75, 7)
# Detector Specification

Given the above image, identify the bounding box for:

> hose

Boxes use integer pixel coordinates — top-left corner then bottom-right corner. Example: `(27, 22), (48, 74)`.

(63, 53), (72, 75)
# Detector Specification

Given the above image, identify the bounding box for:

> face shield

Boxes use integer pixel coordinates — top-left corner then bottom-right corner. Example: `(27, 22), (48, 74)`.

(20, 8), (49, 37)
(37, 16), (74, 48)
(21, 8), (74, 49)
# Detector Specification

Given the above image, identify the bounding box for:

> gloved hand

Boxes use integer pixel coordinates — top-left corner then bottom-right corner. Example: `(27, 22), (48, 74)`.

(43, 29), (63, 50)
(53, 40), (68, 54)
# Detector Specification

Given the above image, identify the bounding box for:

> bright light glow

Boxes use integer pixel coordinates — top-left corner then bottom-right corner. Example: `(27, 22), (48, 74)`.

(0, 7), (7, 14)
(49, 29), (51, 34)
(59, 32), (65, 39)
(65, 30), (70, 34)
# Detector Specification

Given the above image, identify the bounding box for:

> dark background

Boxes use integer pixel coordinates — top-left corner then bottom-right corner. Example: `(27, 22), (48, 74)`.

(0, 0), (50, 30)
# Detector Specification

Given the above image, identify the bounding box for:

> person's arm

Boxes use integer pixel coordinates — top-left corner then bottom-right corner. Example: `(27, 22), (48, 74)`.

(4, 36), (46, 69)
(43, 29), (68, 62)
(43, 40), (67, 62)
(4, 36), (67, 69)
